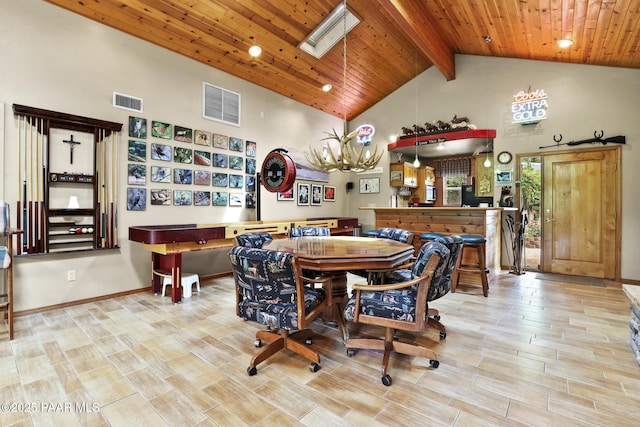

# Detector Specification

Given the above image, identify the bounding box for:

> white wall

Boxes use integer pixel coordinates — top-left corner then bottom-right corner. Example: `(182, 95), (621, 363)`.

(1, 0), (349, 311)
(351, 54), (640, 281)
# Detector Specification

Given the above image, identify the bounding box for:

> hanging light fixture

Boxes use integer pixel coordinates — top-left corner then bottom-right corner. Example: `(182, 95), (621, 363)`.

(412, 46), (420, 169)
(306, 0), (382, 173)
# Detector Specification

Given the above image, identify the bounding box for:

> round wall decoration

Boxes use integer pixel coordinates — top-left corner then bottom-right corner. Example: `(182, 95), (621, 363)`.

(497, 151), (513, 164)
(260, 149), (296, 193)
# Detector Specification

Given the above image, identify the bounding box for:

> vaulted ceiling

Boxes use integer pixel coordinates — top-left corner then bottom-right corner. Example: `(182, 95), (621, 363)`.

(45, 0), (640, 121)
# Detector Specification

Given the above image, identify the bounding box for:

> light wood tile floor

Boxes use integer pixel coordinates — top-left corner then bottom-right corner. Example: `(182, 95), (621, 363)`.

(1, 272), (638, 426)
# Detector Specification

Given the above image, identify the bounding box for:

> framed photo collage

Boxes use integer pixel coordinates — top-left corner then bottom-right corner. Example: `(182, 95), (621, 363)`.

(126, 116), (257, 211)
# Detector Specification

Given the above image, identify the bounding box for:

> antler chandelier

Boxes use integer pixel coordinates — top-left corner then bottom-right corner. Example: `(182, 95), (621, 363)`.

(305, 0), (383, 173)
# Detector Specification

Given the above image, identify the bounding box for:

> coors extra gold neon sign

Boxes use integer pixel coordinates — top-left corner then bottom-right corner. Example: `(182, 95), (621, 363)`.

(512, 88), (548, 124)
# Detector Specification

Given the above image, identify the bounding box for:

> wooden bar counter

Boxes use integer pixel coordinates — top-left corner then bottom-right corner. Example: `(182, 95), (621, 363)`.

(361, 207), (507, 285)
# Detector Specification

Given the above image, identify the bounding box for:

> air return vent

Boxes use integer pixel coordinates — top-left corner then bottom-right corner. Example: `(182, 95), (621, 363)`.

(113, 92), (143, 113)
(203, 82), (240, 127)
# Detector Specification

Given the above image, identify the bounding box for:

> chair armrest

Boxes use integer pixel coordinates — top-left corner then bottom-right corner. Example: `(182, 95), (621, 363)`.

(352, 274), (423, 292)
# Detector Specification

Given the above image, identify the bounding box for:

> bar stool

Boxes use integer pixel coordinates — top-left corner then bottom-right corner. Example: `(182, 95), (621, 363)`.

(452, 234), (488, 297)
(419, 232), (445, 242)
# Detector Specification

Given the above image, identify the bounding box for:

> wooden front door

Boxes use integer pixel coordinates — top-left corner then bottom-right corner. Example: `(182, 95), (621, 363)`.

(541, 146), (620, 279)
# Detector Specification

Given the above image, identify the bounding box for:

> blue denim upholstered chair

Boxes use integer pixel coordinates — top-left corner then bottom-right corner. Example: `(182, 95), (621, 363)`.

(289, 226), (330, 237)
(228, 246), (330, 375)
(344, 241), (450, 386)
(234, 232), (273, 248)
(349, 227), (415, 283)
(384, 235), (463, 339)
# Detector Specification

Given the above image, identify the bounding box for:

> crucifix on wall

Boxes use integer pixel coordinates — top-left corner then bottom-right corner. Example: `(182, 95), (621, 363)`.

(62, 134), (81, 164)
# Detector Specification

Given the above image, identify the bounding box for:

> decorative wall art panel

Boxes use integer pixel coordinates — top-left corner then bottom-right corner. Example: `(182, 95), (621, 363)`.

(173, 168), (192, 184)
(152, 121), (172, 139)
(150, 189), (171, 205)
(194, 130), (211, 146)
(150, 166), (171, 183)
(174, 147), (193, 163)
(127, 188), (146, 211)
(128, 140), (146, 162)
(151, 143), (172, 161)
(128, 116), (147, 139)
(213, 133), (228, 149)
(174, 125), (193, 143)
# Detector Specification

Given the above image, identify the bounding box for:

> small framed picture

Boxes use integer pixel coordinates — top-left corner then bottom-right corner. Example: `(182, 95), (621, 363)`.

(245, 158), (256, 174)
(151, 166), (171, 183)
(174, 126), (193, 143)
(127, 164), (146, 185)
(150, 189), (171, 205)
(496, 171), (513, 183)
(212, 191), (228, 206)
(311, 184), (322, 206)
(246, 140), (257, 157)
(194, 150), (211, 166)
(194, 170), (211, 185)
(128, 116), (147, 139)
(245, 192), (256, 208)
(150, 143), (172, 161)
(278, 187), (294, 201)
(151, 121), (172, 139)
(229, 155), (243, 170)
(128, 140), (146, 162)
(229, 174), (243, 188)
(229, 192), (243, 206)
(213, 153), (228, 168)
(323, 185), (336, 202)
(212, 172), (228, 187)
(194, 130), (211, 146)
(173, 147), (193, 163)
(298, 183), (310, 206)
(127, 188), (146, 211)
(229, 137), (243, 152)
(245, 175), (256, 192)
(193, 191), (211, 206)
(173, 190), (192, 205)
(173, 168), (192, 184)
(213, 133), (228, 149)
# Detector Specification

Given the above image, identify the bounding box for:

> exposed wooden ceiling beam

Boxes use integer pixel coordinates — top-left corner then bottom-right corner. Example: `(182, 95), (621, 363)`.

(377, 0), (456, 81)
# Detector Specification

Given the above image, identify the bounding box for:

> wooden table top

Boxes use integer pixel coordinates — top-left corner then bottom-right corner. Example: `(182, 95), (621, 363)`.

(262, 236), (414, 272)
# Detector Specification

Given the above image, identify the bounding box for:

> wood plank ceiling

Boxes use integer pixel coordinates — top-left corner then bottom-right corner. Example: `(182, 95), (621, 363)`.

(45, 0), (640, 121)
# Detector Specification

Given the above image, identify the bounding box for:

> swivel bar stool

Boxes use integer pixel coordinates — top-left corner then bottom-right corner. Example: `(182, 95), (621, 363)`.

(452, 234), (488, 297)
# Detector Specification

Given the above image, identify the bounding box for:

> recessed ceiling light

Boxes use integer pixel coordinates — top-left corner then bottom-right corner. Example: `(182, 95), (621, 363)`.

(557, 39), (573, 48)
(322, 84), (332, 92)
(248, 45), (262, 57)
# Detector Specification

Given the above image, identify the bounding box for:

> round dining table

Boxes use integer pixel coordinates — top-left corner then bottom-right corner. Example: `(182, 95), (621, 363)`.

(262, 235), (415, 341)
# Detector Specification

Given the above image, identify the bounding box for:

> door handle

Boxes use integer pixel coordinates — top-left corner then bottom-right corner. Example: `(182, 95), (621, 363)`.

(545, 218), (555, 223)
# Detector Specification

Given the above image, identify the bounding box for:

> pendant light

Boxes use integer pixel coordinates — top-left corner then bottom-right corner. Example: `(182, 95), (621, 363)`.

(412, 46), (420, 168)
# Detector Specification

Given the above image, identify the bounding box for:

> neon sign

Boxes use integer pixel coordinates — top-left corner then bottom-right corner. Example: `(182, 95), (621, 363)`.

(512, 88), (548, 124)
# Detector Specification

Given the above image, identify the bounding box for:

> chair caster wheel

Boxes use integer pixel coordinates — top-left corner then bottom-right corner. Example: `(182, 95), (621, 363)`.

(305, 338), (312, 345)
(254, 339), (262, 347)
(346, 348), (355, 357)
(434, 315), (441, 321)
(247, 366), (257, 376)
(430, 359), (440, 368)
(381, 375), (392, 386)
(439, 331), (446, 340)
(309, 363), (321, 373)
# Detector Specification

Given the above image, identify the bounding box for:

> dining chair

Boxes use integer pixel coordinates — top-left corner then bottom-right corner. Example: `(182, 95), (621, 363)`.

(228, 245), (331, 375)
(289, 226), (330, 237)
(344, 241), (450, 386)
(349, 227), (415, 284)
(384, 235), (464, 340)
(1, 201), (18, 340)
(234, 231), (273, 248)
